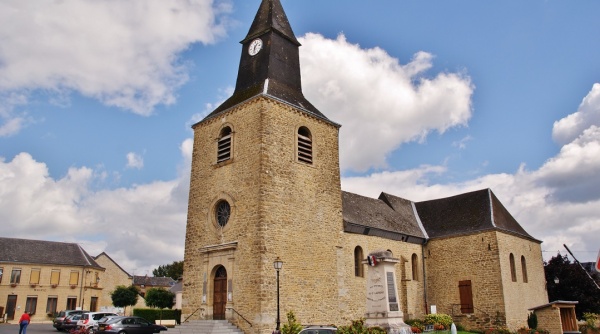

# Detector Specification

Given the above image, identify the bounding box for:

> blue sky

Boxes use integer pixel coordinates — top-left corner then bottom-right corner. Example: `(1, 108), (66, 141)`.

(1, 0), (599, 275)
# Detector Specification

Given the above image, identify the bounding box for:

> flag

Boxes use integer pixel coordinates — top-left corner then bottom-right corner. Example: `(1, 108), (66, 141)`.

(367, 255), (378, 266)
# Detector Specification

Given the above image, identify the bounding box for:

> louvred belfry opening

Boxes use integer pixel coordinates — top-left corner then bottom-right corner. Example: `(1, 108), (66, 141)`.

(297, 127), (312, 164)
(217, 127), (232, 163)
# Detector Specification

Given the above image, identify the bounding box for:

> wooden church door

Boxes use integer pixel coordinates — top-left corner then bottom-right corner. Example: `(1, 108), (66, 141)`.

(213, 266), (227, 320)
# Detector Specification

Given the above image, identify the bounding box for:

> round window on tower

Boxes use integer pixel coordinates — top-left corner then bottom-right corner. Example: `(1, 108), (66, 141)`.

(215, 200), (231, 227)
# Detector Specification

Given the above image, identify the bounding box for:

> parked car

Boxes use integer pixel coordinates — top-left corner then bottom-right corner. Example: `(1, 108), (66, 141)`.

(62, 314), (83, 331)
(53, 310), (89, 331)
(77, 312), (119, 333)
(93, 316), (125, 333)
(299, 326), (337, 334)
(96, 316), (167, 334)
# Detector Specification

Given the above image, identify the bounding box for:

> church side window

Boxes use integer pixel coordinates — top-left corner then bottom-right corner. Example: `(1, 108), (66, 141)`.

(411, 253), (419, 281)
(297, 127), (313, 164)
(354, 246), (364, 277)
(509, 253), (517, 282)
(217, 126), (232, 163)
(521, 255), (528, 283)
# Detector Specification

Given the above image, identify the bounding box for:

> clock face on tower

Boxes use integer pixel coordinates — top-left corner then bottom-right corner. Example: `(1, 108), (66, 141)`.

(248, 38), (263, 56)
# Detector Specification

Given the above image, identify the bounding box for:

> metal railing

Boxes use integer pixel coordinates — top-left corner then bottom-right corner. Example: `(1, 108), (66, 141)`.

(182, 307), (204, 323)
(227, 307), (253, 328)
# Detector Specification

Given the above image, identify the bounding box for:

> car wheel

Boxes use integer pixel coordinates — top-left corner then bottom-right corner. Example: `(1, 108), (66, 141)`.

(118, 331), (127, 334)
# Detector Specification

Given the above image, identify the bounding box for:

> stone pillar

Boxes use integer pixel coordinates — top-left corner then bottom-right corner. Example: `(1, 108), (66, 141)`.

(364, 250), (411, 334)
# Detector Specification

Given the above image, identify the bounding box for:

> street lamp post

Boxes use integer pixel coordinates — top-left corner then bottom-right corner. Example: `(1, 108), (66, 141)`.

(274, 257), (283, 333)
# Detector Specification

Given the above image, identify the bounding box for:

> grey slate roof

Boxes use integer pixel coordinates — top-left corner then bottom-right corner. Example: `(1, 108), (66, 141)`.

(0, 237), (103, 268)
(133, 275), (175, 287)
(342, 191), (426, 243)
(414, 188), (539, 242)
(199, 0), (335, 126)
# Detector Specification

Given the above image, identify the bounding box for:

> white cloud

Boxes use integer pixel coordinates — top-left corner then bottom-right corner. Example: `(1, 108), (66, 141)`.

(552, 83), (600, 145)
(0, 147), (190, 275)
(0, 0), (232, 117)
(126, 152), (144, 170)
(341, 83), (600, 263)
(300, 33), (474, 172)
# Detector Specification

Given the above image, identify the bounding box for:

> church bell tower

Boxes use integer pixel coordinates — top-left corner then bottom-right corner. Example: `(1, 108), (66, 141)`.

(182, 0), (343, 333)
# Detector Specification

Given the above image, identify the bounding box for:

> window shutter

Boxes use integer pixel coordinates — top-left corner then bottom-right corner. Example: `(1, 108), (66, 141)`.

(30, 269), (40, 284)
(458, 280), (474, 313)
(50, 271), (60, 285)
(69, 271), (79, 285)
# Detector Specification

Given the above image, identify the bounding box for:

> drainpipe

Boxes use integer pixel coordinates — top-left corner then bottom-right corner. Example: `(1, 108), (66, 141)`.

(79, 267), (86, 309)
(421, 239), (428, 315)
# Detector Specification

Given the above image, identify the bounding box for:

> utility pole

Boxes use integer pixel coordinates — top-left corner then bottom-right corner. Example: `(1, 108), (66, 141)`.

(563, 244), (600, 290)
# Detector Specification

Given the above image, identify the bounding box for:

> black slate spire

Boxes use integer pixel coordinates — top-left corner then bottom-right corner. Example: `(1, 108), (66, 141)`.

(203, 0), (329, 122)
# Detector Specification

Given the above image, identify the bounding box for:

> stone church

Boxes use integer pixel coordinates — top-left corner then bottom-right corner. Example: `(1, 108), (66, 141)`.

(181, 1), (549, 333)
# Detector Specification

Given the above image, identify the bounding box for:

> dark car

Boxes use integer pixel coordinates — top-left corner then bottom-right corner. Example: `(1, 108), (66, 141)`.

(97, 316), (167, 334)
(62, 314), (83, 331)
(299, 326), (337, 334)
(53, 310), (89, 331)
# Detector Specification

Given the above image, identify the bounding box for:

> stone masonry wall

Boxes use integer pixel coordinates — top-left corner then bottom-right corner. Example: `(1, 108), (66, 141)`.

(424, 231), (505, 331)
(339, 233), (426, 325)
(535, 307), (563, 334)
(94, 254), (133, 313)
(183, 96), (343, 334)
(496, 233), (548, 330)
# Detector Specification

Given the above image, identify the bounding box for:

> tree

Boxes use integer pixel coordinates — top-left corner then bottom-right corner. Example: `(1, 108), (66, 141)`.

(544, 253), (600, 318)
(145, 288), (175, 321)
(281, 311), (303, 334)
(152, 261), (184, 280)
(111, 285), (139, 315)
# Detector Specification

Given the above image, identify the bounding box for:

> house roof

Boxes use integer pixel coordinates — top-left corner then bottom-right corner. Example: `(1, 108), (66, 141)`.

(414, 188), (540, 242)
(0, 237), (103, 268)
(342, 191), (426, 243)
(169, 279), (183, 293)
(133, 275), (175, 287)
(94, 252), (131, 278)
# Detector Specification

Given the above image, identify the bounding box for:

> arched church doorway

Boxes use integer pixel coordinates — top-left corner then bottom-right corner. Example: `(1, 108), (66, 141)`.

(213, 266), (227, 320)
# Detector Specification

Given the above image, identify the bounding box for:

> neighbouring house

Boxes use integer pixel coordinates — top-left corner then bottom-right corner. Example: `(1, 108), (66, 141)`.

(0, 237), (105, 322)
(132, 275), (175, 309)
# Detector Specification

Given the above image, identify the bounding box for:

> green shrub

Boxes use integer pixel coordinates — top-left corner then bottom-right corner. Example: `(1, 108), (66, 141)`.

(455, 323), (466, 331)
(424, 313), (453, 330)
(527, 312), (538, 329)
(405, 319), (424, 332)
(584, 313), (598, 329)
(336, 319), (386, 334)
(133, 308), (181, 324)
(281, 311), (303, 334)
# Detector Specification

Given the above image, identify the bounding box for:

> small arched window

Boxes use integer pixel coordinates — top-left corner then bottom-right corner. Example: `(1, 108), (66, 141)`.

(411, 253), (419, 281)
(509, 253), (517, 282)
(217, 127), (232, 163)
(297, 126), (313, 164)
(354, 246), (364, 277)
(521, 256), (528, 283)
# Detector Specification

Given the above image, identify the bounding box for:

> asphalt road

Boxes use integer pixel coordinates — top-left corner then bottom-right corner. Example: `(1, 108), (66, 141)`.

(0, 323), (58, 334)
